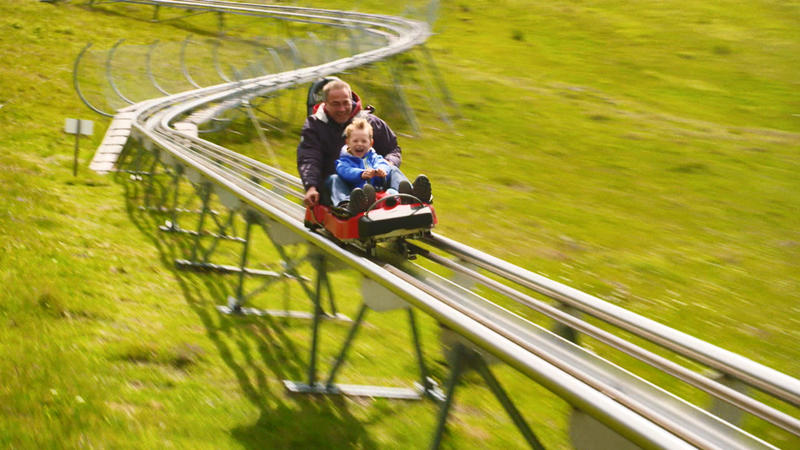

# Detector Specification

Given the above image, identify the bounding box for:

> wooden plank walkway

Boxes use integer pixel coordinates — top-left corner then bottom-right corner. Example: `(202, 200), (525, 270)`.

(89, 111), (136, 174)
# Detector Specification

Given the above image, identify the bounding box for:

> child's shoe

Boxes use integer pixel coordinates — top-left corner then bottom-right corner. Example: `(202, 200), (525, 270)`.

(348, 188), (368, 215)
(398, 180), (413, 204)
(412, 175), (432, 204)
(362, 183), (376, 207)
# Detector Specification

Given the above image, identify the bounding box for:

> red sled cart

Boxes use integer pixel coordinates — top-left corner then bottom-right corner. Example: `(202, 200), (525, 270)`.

(305, 191), (436, 249)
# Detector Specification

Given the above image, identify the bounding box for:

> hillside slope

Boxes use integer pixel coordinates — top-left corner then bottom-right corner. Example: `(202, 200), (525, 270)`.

(1, 0), (798, 448)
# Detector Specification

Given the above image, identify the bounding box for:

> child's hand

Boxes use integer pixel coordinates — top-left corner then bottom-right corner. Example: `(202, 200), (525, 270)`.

(361, 169), (375, 179)
(375, 169), (387, 178)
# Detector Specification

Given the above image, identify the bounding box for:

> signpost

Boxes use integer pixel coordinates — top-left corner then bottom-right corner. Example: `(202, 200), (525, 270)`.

(64, 118), (94, 176)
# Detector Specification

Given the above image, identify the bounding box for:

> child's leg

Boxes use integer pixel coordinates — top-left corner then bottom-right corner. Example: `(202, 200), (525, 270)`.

(386, 165), (409, 192)
(326, 174), (352, 206)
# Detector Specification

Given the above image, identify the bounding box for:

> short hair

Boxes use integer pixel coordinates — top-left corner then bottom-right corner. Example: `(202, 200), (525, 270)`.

(345, 118), (373, 139)
(322, 79), (351, 101)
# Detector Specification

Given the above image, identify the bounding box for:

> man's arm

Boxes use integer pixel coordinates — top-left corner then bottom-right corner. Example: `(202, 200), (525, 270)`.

(368, 116), (402, 167)
(297, 118), (324, 207)
(297, 118), (324, 191)
(303, 186), (319, 208)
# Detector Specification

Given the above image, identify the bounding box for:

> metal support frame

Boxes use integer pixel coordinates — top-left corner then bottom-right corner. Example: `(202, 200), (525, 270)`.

(212, 40), (232, 83)
(106, 39), (134, 105)
(709, 372), (749, 426)
(117, 143), (216, 217)
(284, 38), (302, 69)
(73, 42), (113, 117)
(306, 32), (324, 66)
(431, 343), (545, 450)
(158, 162), (185, 232)
(113, 144), (175, 210)
(418, 45), (456, 111)
(424, 0), (441, 26)
(386, 59), (421, 135)
(414, 45), (456, 131)
(125, 142), (345, 323)
(348, 26), (362, 58)
(211, 211), (349, 323)
(174, 181), (246, 262)
(552, 303), (582, 344)
(276, 43), (303, 126)
(284, 278), (444, 401)
(146, 40), (170, 96)
(239, 46), (291, 129)
(180, 35), (202, 89)
(242, 100), (280, 168)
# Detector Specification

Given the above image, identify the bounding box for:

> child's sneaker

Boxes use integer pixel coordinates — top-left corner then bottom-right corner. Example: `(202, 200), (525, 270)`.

(398, 180), (413, 204)
(412, 175), (432, 204)
(348, 188), (368, 215)
(362, 183), (376, 207)
(333, 202), (351, 219)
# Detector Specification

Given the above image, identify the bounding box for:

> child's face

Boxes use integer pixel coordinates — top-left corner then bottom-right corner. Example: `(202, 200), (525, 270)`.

(346, 128), (371, 158)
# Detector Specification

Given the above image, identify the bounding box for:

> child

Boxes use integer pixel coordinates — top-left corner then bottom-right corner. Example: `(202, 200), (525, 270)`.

(335, 119), (431, 215)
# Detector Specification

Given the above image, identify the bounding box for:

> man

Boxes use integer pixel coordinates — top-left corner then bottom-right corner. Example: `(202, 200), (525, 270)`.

(297, 78), (406, 208)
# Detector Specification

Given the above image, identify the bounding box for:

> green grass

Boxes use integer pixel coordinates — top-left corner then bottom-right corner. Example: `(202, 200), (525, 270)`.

(1, 0), (799, 448)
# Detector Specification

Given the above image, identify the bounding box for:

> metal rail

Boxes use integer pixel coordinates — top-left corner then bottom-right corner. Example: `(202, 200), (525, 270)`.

(425, 234), (800, 409)
(86, 0), (800, 447)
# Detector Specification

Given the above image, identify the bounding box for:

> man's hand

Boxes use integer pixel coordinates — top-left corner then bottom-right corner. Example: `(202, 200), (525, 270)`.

(304, 186), (320, 208)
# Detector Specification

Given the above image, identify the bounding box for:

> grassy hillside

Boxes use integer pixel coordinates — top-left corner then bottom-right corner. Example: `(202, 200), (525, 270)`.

(1, 0), (798, 448)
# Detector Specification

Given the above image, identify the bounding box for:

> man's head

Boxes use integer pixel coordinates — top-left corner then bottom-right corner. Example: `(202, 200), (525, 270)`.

(322, 80), (354, 124)
(344, 119), (373, 158)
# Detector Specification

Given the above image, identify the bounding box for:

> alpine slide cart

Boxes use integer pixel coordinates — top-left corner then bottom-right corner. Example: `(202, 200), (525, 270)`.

(74, 1), (800, 448)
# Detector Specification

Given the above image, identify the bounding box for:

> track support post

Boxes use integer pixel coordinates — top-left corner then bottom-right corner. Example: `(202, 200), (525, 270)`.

(552, 303), (582, 344)
(159, 163), (184, 232)
(284, 278), (443, 400)
(306, 253), (327, 385)
(432, 333), (544, 449)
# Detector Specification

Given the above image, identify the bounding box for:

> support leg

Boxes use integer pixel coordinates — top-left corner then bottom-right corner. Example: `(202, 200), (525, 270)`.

(431, 345), (467, 450)
(409, 308), (436, 396)
(230, 214), (255, 311)
(325, 272), (337, 316)
(475, 357), (545, 450)
(388, 61), (421, 135)
(553, 303), (581, 344)
(165, 166), (182, 231)
(141, 153), (161, 207)
(307, 255), (326, 386)
(325, 303), (369, 388)
(189, 184), (212, 262)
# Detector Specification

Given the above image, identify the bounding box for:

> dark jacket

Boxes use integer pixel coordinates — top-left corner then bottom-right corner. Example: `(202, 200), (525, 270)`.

(335, 146), (392, 190)
(296, 91), (401, 191)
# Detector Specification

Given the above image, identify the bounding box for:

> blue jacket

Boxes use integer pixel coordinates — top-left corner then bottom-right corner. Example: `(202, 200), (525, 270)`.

(335, 146), (392, 189)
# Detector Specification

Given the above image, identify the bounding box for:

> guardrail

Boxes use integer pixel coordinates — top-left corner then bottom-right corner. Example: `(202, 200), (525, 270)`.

(81, 1), (800, 448)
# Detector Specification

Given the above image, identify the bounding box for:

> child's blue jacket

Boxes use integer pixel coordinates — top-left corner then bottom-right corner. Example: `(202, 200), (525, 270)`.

(335, 146), (392, 189)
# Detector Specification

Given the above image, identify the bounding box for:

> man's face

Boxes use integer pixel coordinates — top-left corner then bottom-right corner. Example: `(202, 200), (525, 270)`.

(325, 87), (353, 124)
(346, 129), (371, 158)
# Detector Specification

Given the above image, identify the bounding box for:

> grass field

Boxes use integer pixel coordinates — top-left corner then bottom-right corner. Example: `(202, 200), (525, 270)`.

(1, 0), (798, 448)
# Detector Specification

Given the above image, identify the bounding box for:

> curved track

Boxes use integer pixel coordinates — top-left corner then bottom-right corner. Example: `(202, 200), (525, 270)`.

(87, 1), (800, 448)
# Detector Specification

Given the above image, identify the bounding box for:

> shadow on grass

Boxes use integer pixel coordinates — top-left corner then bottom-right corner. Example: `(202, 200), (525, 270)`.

(114, 156), (377, 449)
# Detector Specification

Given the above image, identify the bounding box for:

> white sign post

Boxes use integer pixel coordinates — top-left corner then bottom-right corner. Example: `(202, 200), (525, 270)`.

(64, 118), (94, 176)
